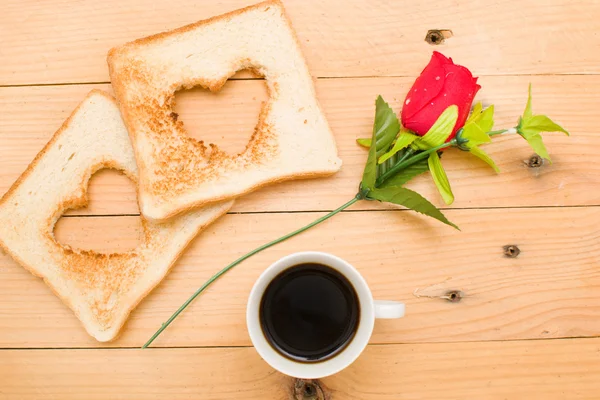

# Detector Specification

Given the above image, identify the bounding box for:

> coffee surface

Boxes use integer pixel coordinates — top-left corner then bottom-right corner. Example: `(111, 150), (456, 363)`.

(259, 263), (360, 362)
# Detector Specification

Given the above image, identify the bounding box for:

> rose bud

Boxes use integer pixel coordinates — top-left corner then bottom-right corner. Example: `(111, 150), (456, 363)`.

(401, 51), (481, 140)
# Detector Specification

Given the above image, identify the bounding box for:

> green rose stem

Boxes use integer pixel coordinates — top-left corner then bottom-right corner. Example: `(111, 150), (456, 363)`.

(488, 128), (516, 136)
(142, 135), (479, 348)
(142, 195), (360, 348)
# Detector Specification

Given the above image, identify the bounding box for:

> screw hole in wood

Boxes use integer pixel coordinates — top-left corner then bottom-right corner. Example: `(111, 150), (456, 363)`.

(443, 290), (463, 303)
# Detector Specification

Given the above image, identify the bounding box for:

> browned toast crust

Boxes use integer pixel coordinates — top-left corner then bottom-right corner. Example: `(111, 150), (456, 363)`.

(108, 0), (341, 221)
(0, 91), (232, 341)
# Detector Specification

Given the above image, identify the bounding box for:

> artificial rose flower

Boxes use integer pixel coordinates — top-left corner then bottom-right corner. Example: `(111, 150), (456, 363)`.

(401, 51), (481, 139)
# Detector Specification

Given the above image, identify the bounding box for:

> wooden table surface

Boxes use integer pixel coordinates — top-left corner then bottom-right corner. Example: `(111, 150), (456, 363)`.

(1, 0), (599, 398)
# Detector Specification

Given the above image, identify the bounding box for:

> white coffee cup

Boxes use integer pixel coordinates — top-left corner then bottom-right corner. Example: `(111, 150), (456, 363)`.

(246, 251), (405, 379)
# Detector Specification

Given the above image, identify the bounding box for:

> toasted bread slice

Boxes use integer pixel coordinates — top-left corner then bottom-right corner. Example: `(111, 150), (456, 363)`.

(107, 0), (342, 221)
(0, 90), (233, 342)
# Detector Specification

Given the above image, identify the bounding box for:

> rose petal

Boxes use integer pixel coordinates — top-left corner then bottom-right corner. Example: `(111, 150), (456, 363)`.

(433, 51), (453, 65)
(401, 53), (447, 122)
(442, 64), (481, 131)
(403, 65), (480, 137)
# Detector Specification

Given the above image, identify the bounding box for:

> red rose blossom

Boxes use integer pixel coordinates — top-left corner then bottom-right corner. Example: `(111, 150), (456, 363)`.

(401, 51), (481, 140)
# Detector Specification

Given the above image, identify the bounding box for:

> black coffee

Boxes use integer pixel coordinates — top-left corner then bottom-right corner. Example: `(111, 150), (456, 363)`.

(259, 263), (360, 362)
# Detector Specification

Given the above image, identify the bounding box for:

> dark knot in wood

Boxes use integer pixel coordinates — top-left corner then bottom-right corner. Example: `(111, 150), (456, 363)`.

(425, 29), (453, 45)
(527, 154), (544, 168)
(294, 379), (326, 400)
(503, 244), (521, 258)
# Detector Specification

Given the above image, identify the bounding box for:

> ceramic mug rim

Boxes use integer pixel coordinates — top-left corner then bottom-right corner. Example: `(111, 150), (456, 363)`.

(246, 251), (376, 379)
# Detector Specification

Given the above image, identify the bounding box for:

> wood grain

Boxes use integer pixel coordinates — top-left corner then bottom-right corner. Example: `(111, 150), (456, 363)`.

(1, 1), (597, 396)
(1, 207), (598, 348)
(1, 0), (598, 84)
(0, 75), (594, 215)
(2, 338), (600, 399)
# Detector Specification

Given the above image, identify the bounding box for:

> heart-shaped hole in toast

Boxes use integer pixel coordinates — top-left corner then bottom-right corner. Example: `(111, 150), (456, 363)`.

(54, 168), (142, 253)
(0, 90), (233, 342)
(173, 69), (269, 156)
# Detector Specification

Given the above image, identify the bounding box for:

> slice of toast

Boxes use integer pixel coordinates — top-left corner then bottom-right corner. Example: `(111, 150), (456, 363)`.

(0, 90), (233, 342)
(107, 0), (342, 221)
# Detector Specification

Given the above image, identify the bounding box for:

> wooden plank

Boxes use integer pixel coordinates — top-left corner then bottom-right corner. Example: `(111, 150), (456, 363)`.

(1, 0), (598, 85)
(2, 338), (600, 399)
(0, 75), (594, 215)
(1, 207), (599, 348)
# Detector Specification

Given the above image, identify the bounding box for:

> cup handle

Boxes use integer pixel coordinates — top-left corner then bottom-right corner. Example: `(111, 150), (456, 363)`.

(374, 300), (405, 319)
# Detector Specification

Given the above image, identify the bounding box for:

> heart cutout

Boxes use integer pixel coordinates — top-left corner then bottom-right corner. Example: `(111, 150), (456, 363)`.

(0, 91), (232, 342)
(55, 168), (142, 253)
(174, 69), (269, 157)
(107, 1), (342, 221)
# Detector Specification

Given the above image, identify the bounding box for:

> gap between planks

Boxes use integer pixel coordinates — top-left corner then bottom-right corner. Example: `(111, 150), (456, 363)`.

(58, 204), (600, 219)
(2, 334), (600, 351)
(3, 206), (600, 348)
(1, 75), (593, 215)
(2, 338), (600, 400)
(2, 72), (600, 88)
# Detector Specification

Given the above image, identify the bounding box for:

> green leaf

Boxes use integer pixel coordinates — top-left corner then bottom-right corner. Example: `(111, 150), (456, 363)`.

(356, 138), (371, 148)
(525, 133), (551, 161)
(379, 158), (429, 188)
(428, 151), (454, 205)
(361, 126), (379, 191)
(518, 84), (569, 139)
(462, 122), (491, 145)
(462, 105), (494, 146)
(523, 83), (533, 120)
(419, 105), (459, 149)
(514, 84), (570, 163)
(378, 131), (419, 164)
(469, 146), (500, 173)
(465, 102), (483, 125)
(361, 95), (400, 190)
(373, 96), (401, 157)
(367, 186), (458, 229)
(520, 115), (570, 138)
(478, 105), (495, 133)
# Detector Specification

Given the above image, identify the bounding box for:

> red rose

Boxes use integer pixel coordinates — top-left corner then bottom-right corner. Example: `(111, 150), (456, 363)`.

(401, 51), (481, 140)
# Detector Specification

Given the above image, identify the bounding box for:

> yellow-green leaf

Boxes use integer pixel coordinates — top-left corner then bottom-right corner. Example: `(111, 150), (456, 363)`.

(367, 186), (458, 229)
(411, 138), (429, 151)
(462, 122), (491, 145)
(462, 105), (494, 146)
(514, 84), (570, 163)
(523, 83), (533, 120)
(526, 133), (551, 161)
(478, 105), (495, 133)
(378, 131), (419, 164)
(465, 102), (483, 125)
(428, 151), (454, 205)
(419, 105), (459, 148)
(469, 146), (500, 173)
(356, 138), (371, 148)
(520, 115), (570, 137)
